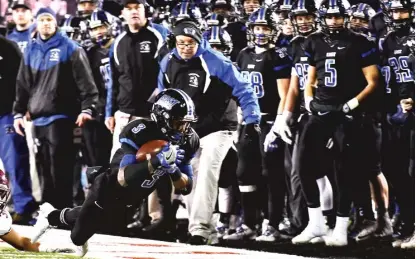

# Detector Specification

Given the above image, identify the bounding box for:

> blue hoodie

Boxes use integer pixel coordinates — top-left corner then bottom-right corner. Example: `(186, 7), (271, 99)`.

(13, 31), (98, 125)
(159, 39), (261, 138)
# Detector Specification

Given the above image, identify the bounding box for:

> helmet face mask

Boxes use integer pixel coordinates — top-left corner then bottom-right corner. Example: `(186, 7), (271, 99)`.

(289, 0), (317, 36)
(318, 0), (348, 35)
(151, 89), (197, 145)
(348, 3), (375, 35)
(388, 0), (414, 32)
(247, 7), (278, 47)
(0, 171), (10, 214)
(203, 26), (233, 57)
(292, 13), (315, 35)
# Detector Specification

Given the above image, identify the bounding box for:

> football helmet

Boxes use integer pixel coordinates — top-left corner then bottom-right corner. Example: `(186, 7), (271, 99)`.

(318, 0), (349, 35)
(239, 0), (263, 19)
(387, 0), (414, 32)
(205, 12), (227, 27)
(89, 10), (112, 46)
(289, 0), (317, 36)
(247, 6), (278, 46)
(270, 0), (293, 24)
(202, 25), (233, 56)
(170, 1), (205, 28)
(348, 3), (376, 35)
(0, 170), (10, 214)
(77, 0), (98, 18)
(151, 89), (198, 145)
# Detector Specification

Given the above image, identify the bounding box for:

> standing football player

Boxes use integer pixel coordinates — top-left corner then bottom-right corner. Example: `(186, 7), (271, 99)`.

(291, 0), (380, 246)
(31, 89), (198, 257)
(268, 0), (335, 238)
(380, 0), (415, 249)
(223, 6), (291, 242)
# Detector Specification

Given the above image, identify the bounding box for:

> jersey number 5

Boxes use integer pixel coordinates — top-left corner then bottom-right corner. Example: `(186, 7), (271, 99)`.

(241, 71), (265, 98)
(325, 59), (337, 87)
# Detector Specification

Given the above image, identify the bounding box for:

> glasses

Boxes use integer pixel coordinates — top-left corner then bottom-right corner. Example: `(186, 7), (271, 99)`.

(176, 42), (197, 49)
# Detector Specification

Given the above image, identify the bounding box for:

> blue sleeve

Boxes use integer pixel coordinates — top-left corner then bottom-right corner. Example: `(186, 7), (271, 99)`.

(120, 154), (136, 167)
(106, 43), (116, 118)
(208, 52), (261, 124)
(178, 164), (193, 178)
(158, 55), (170, 91)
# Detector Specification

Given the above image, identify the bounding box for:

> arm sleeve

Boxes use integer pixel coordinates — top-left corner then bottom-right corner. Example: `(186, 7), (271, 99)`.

(215, 56), (261, 124)
(106, 44), (119, 118)
(13, 55), (30, 118)
(71, 47), (99, 115)
(304, 37), (316, 66)
(273, 50), (292, 79)
(359, 37), (379, 68)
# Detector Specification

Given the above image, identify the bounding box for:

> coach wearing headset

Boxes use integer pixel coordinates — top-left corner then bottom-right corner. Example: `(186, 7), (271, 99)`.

(158, 19), (261, 245)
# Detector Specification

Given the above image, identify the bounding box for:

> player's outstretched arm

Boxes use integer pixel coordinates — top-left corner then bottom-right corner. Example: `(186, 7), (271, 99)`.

(1, 227), (40, 252)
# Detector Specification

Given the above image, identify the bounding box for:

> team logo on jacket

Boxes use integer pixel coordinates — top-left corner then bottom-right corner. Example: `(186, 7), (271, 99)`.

(188, 73), (199, 88)
(140, 41), (151, 53)
(17, 41), (28, 53)
(49, 49), (60, 62)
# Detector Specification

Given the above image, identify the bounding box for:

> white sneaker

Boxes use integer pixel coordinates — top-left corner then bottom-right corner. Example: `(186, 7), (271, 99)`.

(31, 203), (56, 243)
(292, 225), (327, 245)
(75, 241), (89, 257)
(256, 225), (281, 242)
(401, 231), (415, 249)
(261, 219), (269, 234)
(38, 244), (75, 253)
(324, 232), (348, 247)
(223, 224), (257, 241)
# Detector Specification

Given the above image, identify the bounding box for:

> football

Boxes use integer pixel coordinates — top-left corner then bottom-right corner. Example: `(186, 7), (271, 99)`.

(136, 140), (169, 162)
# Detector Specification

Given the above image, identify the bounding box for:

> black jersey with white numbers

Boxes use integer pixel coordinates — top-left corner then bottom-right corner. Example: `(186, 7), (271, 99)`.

(236, 47), (291, 116)
(381, 30), (415, 110)
(304, 31), (379, 106)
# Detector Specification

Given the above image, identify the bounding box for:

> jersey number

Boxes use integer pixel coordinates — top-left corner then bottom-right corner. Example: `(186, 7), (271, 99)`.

(294, 63), (309, 90)
(324, 59), (337, 87)
(99, 64), (112, 90)
(141, 170), (166, 189)
(388, 56), (413, 83)
(241, 71), (264, 98)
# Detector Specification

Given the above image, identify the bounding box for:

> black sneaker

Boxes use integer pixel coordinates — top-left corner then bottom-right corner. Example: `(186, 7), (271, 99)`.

(188, 235), (208, 245)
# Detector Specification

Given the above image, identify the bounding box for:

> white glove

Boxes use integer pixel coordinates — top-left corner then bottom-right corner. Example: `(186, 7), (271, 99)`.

(280, 120), (292, 145)
(263, 130), (278, 153)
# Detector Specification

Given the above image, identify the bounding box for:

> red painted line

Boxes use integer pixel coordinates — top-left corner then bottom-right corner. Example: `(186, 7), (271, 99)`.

(92, 250), (241, 255)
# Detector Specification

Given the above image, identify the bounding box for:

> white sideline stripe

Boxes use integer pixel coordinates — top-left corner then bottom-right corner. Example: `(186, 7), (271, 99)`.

(0, 225), (317, 259)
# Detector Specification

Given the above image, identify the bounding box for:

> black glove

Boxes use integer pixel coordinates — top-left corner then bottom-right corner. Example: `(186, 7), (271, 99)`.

(244, 123), (261, 139)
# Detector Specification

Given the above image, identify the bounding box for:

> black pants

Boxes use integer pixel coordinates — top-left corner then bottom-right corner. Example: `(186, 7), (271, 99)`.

(382, 118), (415, 223)
(284, 114), (309, 230)
(297, 113), (365, 217)
(236, 119), (286, 228)
(82, 119), (112, 167)
(35, 119), (75, 209)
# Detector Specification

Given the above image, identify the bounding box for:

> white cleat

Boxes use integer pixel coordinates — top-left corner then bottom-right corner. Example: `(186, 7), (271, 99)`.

(292, 225), (327, 245)
(31, 203), (56, 243)
(75, 241), (89, 257)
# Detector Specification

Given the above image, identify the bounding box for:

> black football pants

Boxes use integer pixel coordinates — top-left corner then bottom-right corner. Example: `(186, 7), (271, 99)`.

(382, 118), (415, 224)
(297, 113), (367, 217)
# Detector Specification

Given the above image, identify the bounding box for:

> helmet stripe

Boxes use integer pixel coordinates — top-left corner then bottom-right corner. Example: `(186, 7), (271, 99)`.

(213, 26), (219, 41)
(258, 7), (266, 21)
(180, 1), (189, 16)
(173, 89), (195, 118)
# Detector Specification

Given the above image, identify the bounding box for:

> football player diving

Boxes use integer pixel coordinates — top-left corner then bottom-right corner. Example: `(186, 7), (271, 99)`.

(30, 89), (199, 257)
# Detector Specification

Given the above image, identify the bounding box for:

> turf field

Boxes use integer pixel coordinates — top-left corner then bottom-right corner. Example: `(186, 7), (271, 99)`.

(0, 224), (413, 259)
